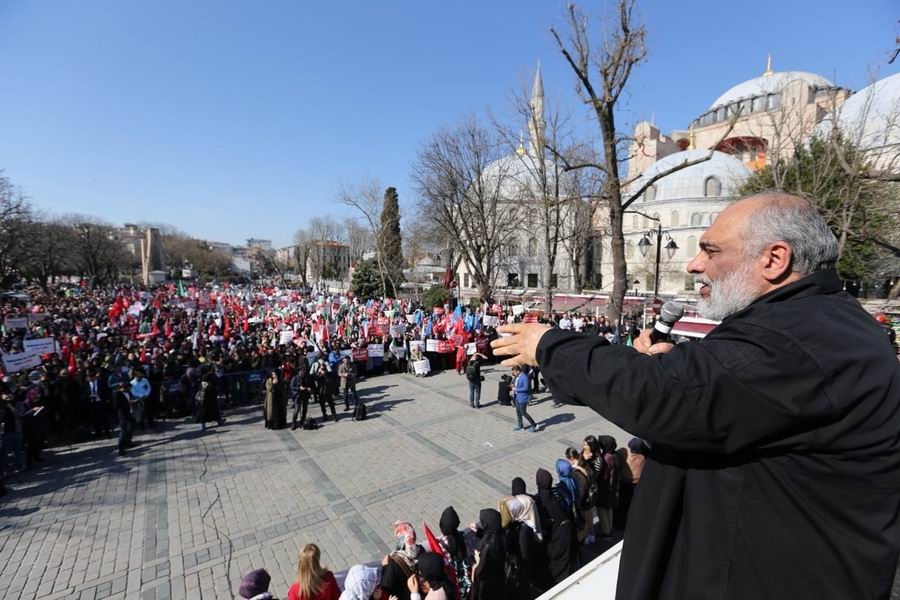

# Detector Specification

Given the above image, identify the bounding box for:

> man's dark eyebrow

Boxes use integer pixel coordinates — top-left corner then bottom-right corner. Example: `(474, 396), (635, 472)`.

(699, 240), (720, 251)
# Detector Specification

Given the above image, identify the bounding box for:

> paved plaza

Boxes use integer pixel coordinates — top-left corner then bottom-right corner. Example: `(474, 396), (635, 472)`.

(0, 365), (629, 600)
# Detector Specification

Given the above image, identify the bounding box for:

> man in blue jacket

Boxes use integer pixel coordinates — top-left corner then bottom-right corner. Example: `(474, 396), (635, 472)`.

(511, 365), (538, 432)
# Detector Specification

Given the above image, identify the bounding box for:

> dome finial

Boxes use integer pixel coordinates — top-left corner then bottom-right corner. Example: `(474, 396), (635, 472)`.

(763, 54), (773, 77)
(688, 123), (696, 150)
(516, 130), (526, 156)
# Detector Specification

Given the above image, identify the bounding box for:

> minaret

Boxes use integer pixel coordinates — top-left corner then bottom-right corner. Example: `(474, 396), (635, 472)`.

(763, 54), (773, 77)
(528, 61), (545, 155)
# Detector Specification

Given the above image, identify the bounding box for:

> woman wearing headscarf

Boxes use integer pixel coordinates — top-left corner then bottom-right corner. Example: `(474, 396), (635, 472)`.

(565, 447), (594, 545)
(499, 493), (544, 598)
(437, 506), (472, 599)
(471, 508), (507, 600)
(406, 552), (452, 600)
(596, 435), (621, 537)
(535, 468), (578, 585)
(613, 437), (647, 530)
(381, 521), (423, 600)
(581, 435), (606, 536)
(509, 478), (552, 593)
(286, 543), (340, 600)
(339, 564), (382, 600)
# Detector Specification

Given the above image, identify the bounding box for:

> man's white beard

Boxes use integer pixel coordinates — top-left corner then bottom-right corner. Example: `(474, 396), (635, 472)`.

(696, 259), (761, 320)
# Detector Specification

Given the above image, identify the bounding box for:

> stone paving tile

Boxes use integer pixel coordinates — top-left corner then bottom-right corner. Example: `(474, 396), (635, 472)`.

(1, 367), (633, 599)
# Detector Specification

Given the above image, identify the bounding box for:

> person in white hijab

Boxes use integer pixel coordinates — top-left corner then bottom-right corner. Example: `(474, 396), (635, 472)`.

(340, 564), (382, 600)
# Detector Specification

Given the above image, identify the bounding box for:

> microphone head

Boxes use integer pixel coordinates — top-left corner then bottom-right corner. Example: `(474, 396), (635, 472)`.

(659, 301), (684, 325)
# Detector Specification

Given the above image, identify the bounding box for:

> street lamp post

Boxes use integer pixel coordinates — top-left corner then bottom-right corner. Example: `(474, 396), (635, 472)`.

(638, 223), (679, 299)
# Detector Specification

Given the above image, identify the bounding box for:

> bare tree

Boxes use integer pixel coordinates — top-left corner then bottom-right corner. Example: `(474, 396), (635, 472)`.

(307, 215), (346, 283)
(63, 215), (129, 286)
(20, 218), (78, 291)
(344, 219), (373, 264)
(412, 116), (526, 302)
(0, 171), (33, 288)
(551, 1), (738, 321)
(338, 179), (399, 297)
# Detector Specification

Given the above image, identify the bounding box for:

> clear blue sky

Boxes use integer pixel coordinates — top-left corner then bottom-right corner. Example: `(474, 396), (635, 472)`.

(0, 1), (896, 247)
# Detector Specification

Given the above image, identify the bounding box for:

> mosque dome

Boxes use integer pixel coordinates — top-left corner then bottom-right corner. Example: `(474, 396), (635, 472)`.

(631, 149), (751, 202)
(812, 72), (900, 154)
(709, 71), (834, 111)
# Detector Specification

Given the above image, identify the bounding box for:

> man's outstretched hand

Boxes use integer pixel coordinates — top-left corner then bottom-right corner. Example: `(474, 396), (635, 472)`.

(491, 323), (552, 367)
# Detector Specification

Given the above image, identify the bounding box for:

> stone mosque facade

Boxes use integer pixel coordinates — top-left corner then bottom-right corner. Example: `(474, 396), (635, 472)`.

(458, 60), (898, 300)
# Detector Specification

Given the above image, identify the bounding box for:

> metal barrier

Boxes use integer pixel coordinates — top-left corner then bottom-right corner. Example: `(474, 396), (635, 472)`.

(158, 369), (270, 417)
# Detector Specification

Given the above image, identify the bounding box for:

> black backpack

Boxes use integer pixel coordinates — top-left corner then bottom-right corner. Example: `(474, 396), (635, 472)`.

(352, 402), (367, 421)
(302, 418), (318, 430)
(465, 364), (479, 381)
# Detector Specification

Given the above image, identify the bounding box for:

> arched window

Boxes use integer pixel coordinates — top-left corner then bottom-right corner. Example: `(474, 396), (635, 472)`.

(670, 210), (679, 227)
(686, 235), (698, 256)
(527, 237), (537, 256)
(645, 185), (657, 203)
(690, 213), (703, 227)
(704, 176), (722, 197)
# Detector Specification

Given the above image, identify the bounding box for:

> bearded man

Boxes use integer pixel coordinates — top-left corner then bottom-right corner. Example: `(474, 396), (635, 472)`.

(493, 193), (900, 600)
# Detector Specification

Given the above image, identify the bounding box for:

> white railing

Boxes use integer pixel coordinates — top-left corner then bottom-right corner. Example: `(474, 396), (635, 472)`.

(536, 541), (622, 600)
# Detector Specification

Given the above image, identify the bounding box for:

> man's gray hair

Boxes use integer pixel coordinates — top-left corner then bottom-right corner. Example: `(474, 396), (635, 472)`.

(741, 192), (838, 276)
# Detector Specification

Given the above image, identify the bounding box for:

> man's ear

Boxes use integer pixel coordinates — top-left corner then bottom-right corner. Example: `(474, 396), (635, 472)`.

(759, 241), (793, 283)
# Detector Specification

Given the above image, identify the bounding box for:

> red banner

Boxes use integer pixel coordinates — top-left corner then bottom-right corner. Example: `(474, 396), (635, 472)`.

(476, 338), (490, 354)
(352, 347), (369, 362)
(523, 313), (539, 324)
(437, 340), (455, 353)
(449, 334), (465, 348)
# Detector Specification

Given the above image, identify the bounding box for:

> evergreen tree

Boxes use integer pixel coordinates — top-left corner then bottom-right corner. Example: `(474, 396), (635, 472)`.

(351, 258), (383, 300)
(379, 187), (404, 296)
(738, 135), (899, 285)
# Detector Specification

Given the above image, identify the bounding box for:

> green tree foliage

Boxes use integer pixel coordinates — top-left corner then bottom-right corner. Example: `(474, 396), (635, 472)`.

(739, 136), (899, 283)
(351, 258), (383, 300)
(379, 187), (404, 296)
(422, 285), (450, 310)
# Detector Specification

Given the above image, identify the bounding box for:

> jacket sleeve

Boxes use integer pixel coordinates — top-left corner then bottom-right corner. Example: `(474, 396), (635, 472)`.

(515, 374), (529, 395)
(536, 324), (836, 454)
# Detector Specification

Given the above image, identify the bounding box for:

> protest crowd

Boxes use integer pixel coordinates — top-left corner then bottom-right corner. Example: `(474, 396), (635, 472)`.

(0, 281), (651, 599)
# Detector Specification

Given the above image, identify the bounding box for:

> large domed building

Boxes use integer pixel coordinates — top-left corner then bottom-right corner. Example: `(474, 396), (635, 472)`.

(609, 58), (862, 297)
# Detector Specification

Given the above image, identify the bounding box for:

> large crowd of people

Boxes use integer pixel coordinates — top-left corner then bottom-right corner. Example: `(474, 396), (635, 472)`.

(234, 431), (646, 600)
(0, 281), (633, 483)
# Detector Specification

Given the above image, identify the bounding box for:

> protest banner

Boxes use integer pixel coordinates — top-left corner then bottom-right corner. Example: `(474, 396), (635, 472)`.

(449, 334), (464, 348)
(466, 342), (476, 356)
(409, 340), (425, 353)
(340, 349), (353, 358)
(482, 315), (500, 328)
(437, 340), (455, 353)
(367, 344), (384, 358)
(279, 330), (294, 345)
(413, 359), (431, 375)
(352, 347), (369, 362)
(24, 337), (56, 355)
(523, 313), (539, 323)
(512, 304), (525, 316)
(390, 345), (406, 359)
(476, 337), (491, 354)
(4, 317), (27, 330)
(390, 324), (406, 338)
(405, 314), (417, 325)
(1, 351), (42, 373)
(425, 339), (440, 352)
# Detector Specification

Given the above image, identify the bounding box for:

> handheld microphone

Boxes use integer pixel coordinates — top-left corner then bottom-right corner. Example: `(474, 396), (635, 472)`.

(649, 301), (684, 344)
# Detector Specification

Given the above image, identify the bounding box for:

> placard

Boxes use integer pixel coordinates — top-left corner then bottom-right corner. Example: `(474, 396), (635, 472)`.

(367, 344), (384, 358)
(482, 316), (500, 328)
(449, 334), (464, 348)
(405, 315), (417, 325)
(511, 304), (525, 316)
(390, 346), (406, 358)
(352, 347), (369, 362)
(4, 317), (27, 330)
(279, 330), (294, 345)
(1, 351), (42, 373)
(437, 340), (455, 353)
(425, 339), (440, 352)
(24, 337), (56, 355)
(413, 359), (431, 375)
(390, 324), (406, 338)
(340, 349), (353, 358)
(409, 340), (425, 353)
(476, 338), (491, 354)
(466, 342), (476, 356)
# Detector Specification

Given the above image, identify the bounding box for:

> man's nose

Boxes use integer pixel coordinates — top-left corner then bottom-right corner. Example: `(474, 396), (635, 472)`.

(686, 253), (704, 274)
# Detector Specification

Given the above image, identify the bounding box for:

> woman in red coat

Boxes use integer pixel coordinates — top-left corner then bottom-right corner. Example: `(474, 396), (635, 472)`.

(286, 544), (339, 600)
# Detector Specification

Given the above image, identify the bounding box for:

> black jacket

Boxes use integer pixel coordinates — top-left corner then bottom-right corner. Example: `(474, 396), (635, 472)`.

(537, 269), (900, 600)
